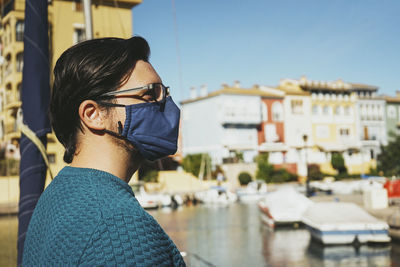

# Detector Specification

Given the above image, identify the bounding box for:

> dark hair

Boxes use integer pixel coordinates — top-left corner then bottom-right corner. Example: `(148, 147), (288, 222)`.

(50, 36), (150, 163)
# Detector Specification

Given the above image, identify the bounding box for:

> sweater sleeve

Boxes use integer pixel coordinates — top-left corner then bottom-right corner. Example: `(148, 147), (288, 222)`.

(78, 214), (186, 267)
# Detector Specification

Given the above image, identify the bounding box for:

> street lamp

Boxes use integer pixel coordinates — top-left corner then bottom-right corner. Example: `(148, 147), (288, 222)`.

(303, 134), (310, 197)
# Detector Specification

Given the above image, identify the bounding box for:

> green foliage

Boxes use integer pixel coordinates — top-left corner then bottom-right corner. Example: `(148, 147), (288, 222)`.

(368, 166), (380, 176)
(255, 153), (297, 183)
(269, 168), (298, 183)
(141, 170), (159, 183)
(308, 164), (322, 181)
(334, 173), (361, 180)
(331, 153), (347, 175)
(238, 172), (252, 185)
(182, 153), (211, 177)
(255, 153), (274, 181)
(378, 135), (400, 176)
(234, 151), (244, 163)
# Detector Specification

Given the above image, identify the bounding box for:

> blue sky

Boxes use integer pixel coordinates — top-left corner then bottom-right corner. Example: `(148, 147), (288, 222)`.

(133, 1), (400, 103)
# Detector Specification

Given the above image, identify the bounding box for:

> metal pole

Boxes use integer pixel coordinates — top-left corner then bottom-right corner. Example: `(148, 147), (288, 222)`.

(83, 0), (93, 40)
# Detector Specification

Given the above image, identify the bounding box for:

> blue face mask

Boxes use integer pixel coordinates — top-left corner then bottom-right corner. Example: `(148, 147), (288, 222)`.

(104, 96), (180, 161)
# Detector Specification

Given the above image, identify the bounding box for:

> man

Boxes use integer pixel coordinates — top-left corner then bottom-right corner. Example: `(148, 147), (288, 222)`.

(23, 37), (185, 266)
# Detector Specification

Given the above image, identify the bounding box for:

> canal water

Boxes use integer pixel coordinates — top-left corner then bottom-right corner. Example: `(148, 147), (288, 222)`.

(149, 203), (400, 267)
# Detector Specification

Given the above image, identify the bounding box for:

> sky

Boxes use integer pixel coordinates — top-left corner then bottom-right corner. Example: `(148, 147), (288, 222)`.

(132, 0), (400, 104)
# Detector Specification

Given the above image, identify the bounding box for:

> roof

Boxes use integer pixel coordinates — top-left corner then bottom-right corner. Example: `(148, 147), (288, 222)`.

(385, 96), (400, 103)
(280, 77), (378, 93)
(181, 85), (284, 105)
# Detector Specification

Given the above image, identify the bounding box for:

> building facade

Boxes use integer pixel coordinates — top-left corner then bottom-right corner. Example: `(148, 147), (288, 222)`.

(181, 83), (288, 167)
(0, 0), (141, 176)
(384, 92), (400, 142)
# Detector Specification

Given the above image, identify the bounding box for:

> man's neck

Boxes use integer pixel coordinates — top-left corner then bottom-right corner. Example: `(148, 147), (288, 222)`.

(70, 137), (142, 183)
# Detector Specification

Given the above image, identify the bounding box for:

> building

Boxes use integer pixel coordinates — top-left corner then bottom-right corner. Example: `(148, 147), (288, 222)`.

(353, 82), (387, 173)
(277, 77), (384, 175)
(181, 82), (286, 167)
(384, 92), (400, 142)
(0, 0), (141, 176)
(275, 78), (312, 176)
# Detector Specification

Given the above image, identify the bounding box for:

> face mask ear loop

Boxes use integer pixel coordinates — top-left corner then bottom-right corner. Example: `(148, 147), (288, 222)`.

(118, 121), (123, 134)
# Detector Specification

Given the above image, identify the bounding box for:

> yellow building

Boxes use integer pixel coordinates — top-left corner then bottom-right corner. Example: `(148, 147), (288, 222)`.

(0, 0), (141, 178)
(278, 77), (378, 175)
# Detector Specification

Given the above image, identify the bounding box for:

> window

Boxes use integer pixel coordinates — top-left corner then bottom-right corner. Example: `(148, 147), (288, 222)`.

(339, 128), (350, 137)
(334, 106), (341, 116)
(73, 0), (83, 11)
(48, 153), (56, 164)
(73, 27), (85, 44)
(17, 83), (22, 101)
(261, 102), (268, 122)
(388, 106), (396, 119)
(323, 105), (330, 116)
(344, 106), (352, 116)
(265, 124), (278, 142)
(312, 105), (319, 115)
(272, 102), (283, 121)
(291, 100), (303, 114)
(16, 20), (24, 42)
(16, 52), (23, 72)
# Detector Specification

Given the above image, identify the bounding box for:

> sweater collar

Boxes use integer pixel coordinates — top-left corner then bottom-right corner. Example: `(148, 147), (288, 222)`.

(59, 166), (135, 195)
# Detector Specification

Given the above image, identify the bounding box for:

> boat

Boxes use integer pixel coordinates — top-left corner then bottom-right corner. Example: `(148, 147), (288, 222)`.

(236, 180), (268, 203)
(194, 186), (237, 205)
(131, 183), (179, 209)
(302, 202), (390, 245)
(388, 208), (400, 241)
(258, 187), (312, 228)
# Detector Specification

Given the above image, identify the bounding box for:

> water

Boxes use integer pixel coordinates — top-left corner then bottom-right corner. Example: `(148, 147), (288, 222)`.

(149, 203), (400, 267)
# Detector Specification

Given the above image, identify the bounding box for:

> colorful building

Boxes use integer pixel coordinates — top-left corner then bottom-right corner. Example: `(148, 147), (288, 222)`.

(257, 86), (290, 171)
(0, 0), (141, 176)
(276, 77), (385, 175)
(384, 92), (400, 142)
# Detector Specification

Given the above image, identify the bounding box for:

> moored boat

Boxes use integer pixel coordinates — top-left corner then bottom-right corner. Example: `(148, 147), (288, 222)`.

(258, 187), (312, 228)
(302, 202), (391, 245)
(388, 209), (400, 241)
(236, 180), (268, 203)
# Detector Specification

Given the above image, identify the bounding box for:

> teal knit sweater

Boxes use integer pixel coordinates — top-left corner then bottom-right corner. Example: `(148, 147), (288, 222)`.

(23, 166), (185, 266)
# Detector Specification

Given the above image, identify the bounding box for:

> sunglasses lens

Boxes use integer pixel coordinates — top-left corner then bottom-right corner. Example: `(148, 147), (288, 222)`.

(151, 84), (165, 102)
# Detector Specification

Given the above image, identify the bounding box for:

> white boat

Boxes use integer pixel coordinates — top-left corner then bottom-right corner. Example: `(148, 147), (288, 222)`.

(236, 180), (268, 203)
(131, 183), (175, 209)
(258, 187), (312, 228)
(194, 186), (237, 205)
(388, 209), (400, 241)
(302, 202), (390, 245)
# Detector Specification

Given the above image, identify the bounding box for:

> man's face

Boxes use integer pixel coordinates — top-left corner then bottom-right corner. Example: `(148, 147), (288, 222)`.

(105, 60), (162, 152)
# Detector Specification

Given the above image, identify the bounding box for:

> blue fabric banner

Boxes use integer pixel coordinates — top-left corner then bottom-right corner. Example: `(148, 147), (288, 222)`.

(17, 0), (51, 265)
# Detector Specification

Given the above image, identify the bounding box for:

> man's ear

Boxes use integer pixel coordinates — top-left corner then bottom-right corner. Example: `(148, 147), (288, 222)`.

(78, 100), (107, 131)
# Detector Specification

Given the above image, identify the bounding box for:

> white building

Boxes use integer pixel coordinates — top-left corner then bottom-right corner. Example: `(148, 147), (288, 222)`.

(180, 84), (282, 165)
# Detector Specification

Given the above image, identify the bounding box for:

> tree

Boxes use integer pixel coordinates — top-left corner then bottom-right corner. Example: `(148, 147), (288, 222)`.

(331, 152), (347, 175)
(308, 164), (323, 181)
(182, 153), (211, 178)
(255, 153), (274, 182)
(141, 170), (159, 183)
(238, 172), (252, 185)
(378, 135), (400, 176)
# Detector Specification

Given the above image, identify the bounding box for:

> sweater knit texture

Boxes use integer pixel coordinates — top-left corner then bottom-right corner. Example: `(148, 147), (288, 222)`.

(23, 166), (185, 266)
